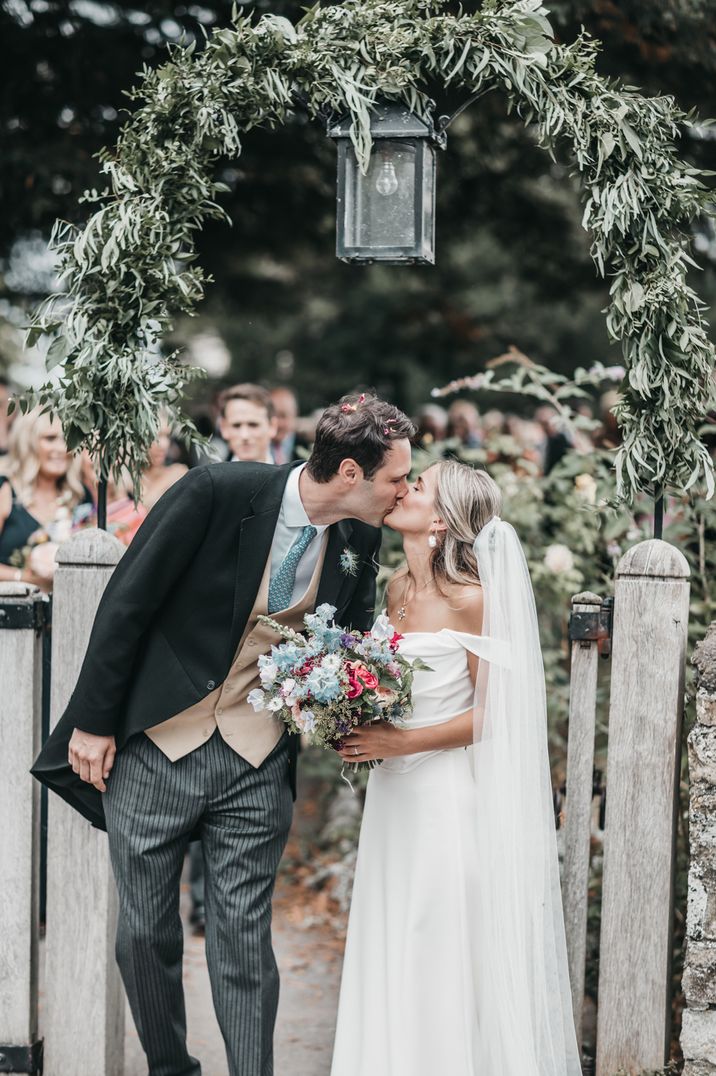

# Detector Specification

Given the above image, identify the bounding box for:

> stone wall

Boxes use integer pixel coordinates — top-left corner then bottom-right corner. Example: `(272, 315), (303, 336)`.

(682, 623), (716, 1075)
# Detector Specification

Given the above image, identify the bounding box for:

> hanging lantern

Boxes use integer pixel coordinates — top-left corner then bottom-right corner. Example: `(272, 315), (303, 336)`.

(328, 101), (445, 265)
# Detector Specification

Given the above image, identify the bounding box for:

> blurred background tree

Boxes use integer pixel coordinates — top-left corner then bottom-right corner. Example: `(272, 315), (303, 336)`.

(1, 0), (715, 411)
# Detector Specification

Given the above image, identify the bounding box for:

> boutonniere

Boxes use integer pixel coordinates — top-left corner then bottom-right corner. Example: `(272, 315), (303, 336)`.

(339, 547), (359, 576)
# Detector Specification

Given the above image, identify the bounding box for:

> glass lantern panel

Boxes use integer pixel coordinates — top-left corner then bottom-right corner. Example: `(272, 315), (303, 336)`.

(420, 143), (436, 262)
(346, 140), (417, 251)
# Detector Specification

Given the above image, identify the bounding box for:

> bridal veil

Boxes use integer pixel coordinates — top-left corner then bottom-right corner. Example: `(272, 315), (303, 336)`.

(470, 516), (582, 1074)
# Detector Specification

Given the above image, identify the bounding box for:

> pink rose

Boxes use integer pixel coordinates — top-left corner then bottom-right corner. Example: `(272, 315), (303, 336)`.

(346, 661), (379, 692)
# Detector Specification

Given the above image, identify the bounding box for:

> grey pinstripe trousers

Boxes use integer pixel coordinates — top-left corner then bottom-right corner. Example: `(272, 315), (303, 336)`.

(103, 729), (293, 1076)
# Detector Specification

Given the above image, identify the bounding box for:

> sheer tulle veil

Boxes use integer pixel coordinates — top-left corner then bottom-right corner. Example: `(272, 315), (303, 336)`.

(469, 516), (582, 1074)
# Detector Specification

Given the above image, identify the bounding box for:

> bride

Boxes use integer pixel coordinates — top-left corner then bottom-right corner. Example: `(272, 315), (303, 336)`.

(330, 459), (581, 1075)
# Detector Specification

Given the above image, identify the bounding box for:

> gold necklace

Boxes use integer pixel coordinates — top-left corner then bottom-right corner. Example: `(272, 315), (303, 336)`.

(397, 574), (434, 621)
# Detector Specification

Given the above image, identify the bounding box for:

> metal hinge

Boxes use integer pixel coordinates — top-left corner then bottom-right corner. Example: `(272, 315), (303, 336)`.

(0, 1042), (43, 1074)
(0, 599), (51, 633)
(568, 596), (613, 657)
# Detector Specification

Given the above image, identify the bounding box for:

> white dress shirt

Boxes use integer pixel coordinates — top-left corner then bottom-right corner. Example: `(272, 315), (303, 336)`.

(269, 464), (328, 607)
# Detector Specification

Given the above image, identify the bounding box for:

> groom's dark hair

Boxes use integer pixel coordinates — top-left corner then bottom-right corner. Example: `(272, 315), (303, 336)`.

(306, 393), (415, 483)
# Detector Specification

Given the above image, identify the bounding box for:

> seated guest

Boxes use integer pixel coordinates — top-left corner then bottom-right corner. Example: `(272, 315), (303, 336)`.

(218, 383), (278, 463)
(0, 409), (92, 590)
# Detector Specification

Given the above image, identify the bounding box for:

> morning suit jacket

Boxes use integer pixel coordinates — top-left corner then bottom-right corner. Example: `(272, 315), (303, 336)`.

(31, 461), (381, 830)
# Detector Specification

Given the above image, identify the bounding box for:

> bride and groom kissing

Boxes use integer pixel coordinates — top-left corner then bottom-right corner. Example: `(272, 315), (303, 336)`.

(32, 393), (581, 1075)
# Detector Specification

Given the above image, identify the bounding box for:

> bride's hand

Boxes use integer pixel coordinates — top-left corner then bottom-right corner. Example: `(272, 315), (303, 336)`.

(338, 721), (410, 763)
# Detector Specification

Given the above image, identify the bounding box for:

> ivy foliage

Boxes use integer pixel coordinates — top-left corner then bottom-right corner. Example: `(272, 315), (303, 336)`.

(23, 0), (716, 500)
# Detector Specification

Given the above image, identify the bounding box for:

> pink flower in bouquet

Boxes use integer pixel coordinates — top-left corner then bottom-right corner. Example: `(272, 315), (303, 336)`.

(346, 661), (379, 698)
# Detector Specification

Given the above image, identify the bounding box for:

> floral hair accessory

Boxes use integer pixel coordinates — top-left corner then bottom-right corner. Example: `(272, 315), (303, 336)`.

(340, 393), (367, 414)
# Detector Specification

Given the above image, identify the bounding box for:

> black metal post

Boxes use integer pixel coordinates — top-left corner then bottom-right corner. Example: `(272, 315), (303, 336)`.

(97, 476), (107, 531)
(654, 486), (664, 540)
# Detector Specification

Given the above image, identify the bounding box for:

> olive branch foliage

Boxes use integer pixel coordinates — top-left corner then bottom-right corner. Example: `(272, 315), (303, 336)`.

(21, 0), (716, 501)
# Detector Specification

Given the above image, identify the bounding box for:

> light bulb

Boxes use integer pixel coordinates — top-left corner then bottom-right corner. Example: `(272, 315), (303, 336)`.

(375, 159), (399, 197)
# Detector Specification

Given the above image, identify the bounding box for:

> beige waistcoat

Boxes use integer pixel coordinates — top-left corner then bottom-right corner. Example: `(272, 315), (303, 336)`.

(145, 533), (328, 766)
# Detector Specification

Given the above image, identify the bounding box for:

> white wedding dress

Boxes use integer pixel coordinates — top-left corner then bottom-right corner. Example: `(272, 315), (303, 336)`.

(330, 627), (498, 1076)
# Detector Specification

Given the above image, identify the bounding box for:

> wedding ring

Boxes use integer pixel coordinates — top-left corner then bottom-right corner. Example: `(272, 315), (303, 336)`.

(353, 747), (359, 756)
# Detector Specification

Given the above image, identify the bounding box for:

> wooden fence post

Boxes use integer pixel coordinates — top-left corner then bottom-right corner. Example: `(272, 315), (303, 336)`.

(596, 540), (690, 1075)
(0, 583), (47, 1076)
(43, 530), (125, 1076)
(564, 591), (604, 1051)
(680, 623), (716, 1075)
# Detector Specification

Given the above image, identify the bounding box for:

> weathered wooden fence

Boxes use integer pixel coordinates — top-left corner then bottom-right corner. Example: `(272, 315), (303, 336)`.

(43, 530), (126, 1076)
(681, 623), (716, 1075)
(0, 533), (697, 1075)
(0, 582), (47, 1076)
(563, 539), (691, 1075)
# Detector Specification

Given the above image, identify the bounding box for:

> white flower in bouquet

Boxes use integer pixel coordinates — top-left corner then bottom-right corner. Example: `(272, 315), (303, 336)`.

(544, 543), (575, 574)
(267, 696), (284, 712)
(281, 678), (297, 699)
(247, 688), (265, 709)
(370, 613), (392, 641)
(259, 659), (278, 686)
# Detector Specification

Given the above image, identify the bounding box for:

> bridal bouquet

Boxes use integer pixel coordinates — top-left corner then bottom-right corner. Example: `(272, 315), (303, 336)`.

(247, 604), (429, 770)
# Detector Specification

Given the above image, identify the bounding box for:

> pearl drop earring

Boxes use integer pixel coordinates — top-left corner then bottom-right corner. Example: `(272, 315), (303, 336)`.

(428, 533), (438, 549)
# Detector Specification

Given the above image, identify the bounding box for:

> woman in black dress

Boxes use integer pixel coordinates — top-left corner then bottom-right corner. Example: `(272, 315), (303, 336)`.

(0, 409), (92, 591)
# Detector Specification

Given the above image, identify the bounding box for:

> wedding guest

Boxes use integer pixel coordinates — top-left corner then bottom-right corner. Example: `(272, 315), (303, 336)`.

(414, 403), (448, 447)
(533, 405), (570, 474)
(108, 417), (189, 546)
(447, 399), (483, 448)
(0, 409), (92, 590)
(594, 390), (622, 450)
(270, 385), (303, 464)
(218, 383), (278, 463)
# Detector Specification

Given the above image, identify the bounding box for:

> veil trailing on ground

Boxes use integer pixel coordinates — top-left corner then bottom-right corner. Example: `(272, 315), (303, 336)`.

(469, 516), (582, 1074)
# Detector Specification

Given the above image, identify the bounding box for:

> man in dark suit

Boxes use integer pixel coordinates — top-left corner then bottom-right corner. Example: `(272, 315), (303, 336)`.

(32, 393), (415, 1076)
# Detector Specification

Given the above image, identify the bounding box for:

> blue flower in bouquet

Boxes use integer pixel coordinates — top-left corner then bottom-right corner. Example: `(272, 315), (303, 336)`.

(340, 632), (358, 649)
(305, 665), (343, 703)
(270, 642), (304, 674)
(355, 637), (392, 665)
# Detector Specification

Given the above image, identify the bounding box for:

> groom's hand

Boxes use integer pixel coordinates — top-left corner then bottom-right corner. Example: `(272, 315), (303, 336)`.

(68, 729), (117, 792)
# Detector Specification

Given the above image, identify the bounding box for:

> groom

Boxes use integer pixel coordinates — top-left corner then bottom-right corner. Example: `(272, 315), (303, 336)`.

(32, 393), (414, 1076)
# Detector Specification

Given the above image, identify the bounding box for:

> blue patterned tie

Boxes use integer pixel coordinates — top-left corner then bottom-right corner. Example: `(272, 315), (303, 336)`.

(268, 525), (318, 613)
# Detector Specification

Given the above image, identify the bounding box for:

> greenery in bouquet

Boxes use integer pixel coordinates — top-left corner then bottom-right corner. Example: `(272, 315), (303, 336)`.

(247, 604), (430, 771)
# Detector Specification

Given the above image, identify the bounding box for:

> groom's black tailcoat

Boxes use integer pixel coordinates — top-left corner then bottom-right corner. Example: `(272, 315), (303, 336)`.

(31, 462), (381, 830)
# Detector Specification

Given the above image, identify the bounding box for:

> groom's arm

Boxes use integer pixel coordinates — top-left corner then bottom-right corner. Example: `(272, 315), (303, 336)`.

(64, 465), (214, 738)
(343, 529), (382, 634)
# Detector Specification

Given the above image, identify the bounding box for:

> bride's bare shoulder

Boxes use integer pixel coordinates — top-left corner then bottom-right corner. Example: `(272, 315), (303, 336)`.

(442, 581), (484, 632)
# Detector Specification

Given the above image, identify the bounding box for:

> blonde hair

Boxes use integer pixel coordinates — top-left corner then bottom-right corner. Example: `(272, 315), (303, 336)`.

(431, 460), (502, 588)
(5, 409), (86, 509)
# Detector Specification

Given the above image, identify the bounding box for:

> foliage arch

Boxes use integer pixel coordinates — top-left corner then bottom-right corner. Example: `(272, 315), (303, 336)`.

(24, 0), (715, 502)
